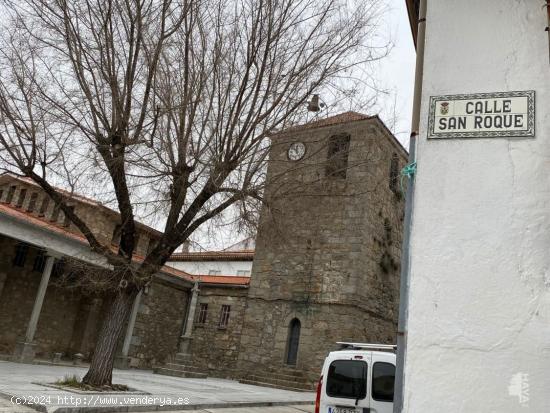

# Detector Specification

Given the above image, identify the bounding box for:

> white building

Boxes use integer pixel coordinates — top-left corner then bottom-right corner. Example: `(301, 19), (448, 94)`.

(166, 239), (254, 277)
(402, 1), (550, 411)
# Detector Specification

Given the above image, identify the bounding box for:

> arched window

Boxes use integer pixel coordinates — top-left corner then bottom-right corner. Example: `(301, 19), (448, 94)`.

(325, 134), (351, 179)
(389, 153), (399, 194)
(286, 318), (301, 365)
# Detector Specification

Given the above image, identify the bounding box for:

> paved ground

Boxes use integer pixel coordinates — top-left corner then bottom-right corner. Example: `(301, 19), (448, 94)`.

(139, 406), (314, 413)
(0, 396), (313, 413)
(0, 397), (36, 412)
(0, 395), (313, 413)
(0, 361), (314, 412)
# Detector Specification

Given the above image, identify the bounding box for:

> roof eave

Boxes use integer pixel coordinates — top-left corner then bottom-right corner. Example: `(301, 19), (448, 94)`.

(405, 0), (418, 49)
(168, 253), (255, 262)
(0, 173), (163, 238)
(270, 113), (375, 137)
(201, 283), (249, 288)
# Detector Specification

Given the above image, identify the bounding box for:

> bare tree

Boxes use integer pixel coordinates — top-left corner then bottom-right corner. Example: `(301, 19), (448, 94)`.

(0, 0), (389, 387)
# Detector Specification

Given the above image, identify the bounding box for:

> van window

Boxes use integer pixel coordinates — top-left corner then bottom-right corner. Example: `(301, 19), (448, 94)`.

(326, 360), (367, 400)
(372, 362), (395, 402)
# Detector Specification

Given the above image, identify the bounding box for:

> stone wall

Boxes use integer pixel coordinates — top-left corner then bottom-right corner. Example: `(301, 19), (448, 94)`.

(358, 122), (407, 322)
(67, 296), (106, 358)
(0, 175), (197, 366)
(0, 234), (104, 358)
(239, 300), (395, 385)
(189, 286), (248, 378)
(0, 177), (160, 256)
(128, 279), (188, 368)
(0, 232), (193, 366)
(237, 117), (407, 384)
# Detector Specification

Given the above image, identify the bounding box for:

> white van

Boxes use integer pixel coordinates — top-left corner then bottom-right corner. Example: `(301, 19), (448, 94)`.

(314, 343), (396, 413)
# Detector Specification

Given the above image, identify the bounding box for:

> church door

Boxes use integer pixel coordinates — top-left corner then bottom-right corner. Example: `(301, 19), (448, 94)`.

(286, 318), (301, 365)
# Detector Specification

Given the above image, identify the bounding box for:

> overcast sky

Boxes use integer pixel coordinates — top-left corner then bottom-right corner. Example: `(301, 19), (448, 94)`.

(376, 0), (416, 149)
(194, 1), (417, 251)
(0, 0), (416, 252)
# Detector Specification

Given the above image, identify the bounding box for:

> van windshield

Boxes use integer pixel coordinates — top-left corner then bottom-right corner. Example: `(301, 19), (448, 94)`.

(326, 360), (367, 400)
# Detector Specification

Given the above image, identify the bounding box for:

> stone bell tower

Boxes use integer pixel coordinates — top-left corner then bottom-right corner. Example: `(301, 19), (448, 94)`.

(237, 111), (408, 389)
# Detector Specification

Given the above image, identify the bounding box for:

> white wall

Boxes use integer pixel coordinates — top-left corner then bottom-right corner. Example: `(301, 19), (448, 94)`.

(167, 260), (252, 276)
(404, 1), (550, 411)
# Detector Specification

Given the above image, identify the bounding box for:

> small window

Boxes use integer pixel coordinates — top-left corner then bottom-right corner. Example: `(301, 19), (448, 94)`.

(219, 305), (231, 328)
(389, 153), (399, 194)
(326, 359), (367, 400)
(51, 259), (64, 278)
(325, 134), (351, 179)
(13, 243), (29, 267)
(0, 189), (4, 202)
(196, 303), (208, 324)
(209, 269), (222, 275)
(286, 318), (301, 365)
(372, 362), (395, 402)
(27, 192), (38, 212)
(15, 188), (27, 208)
(38, 196), (49, 216)
(33, 250), (47, 272)
(236, 270), (250, 276)
(6, 185), (16, 203)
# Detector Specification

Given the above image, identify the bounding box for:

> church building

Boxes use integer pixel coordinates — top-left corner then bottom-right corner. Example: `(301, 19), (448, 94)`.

(162, 112), (408, 389)
(0, 111), (406, 391)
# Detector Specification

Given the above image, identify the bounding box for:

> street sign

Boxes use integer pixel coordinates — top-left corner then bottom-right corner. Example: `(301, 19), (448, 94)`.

(428, 90), (535, 139)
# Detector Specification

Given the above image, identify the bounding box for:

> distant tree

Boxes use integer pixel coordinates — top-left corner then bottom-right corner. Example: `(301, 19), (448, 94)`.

(0, 0), (389, 387)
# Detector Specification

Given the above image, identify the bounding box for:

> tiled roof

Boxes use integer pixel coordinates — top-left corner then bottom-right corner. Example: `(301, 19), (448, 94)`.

(169, 250), (255, 261)
(0, 173), (162, 237)
(277, 111), (374, 134)
(0, 201), (247, 287)
(0, 202), (87, 244)
(273, 111), (408, 156)
(188, 275), (251, 286)
(6, 175), (105, 207)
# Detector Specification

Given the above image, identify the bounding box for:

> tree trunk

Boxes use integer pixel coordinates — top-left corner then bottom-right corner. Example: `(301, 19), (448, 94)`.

(82, 288), (138, 387)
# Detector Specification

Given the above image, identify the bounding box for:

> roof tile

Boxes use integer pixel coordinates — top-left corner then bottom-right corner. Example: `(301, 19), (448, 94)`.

(169, 250), (255, 261)
(277, 111), (373, 134)
(0, 202), (247, 286)
(188, 275), (250, 285)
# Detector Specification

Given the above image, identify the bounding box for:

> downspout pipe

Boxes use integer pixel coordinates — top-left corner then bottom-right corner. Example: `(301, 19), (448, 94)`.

(393, 0), (427, 411)
(546, 0), (550, 63)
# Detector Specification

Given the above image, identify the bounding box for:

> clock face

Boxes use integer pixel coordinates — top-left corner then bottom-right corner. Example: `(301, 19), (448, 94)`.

(287, 142), (306, 161)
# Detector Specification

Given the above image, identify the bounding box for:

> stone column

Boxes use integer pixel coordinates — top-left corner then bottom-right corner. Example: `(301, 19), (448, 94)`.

(115, 291), (142, 369)
(178, 282), (200, 356)
(14, 255), (55, 363)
